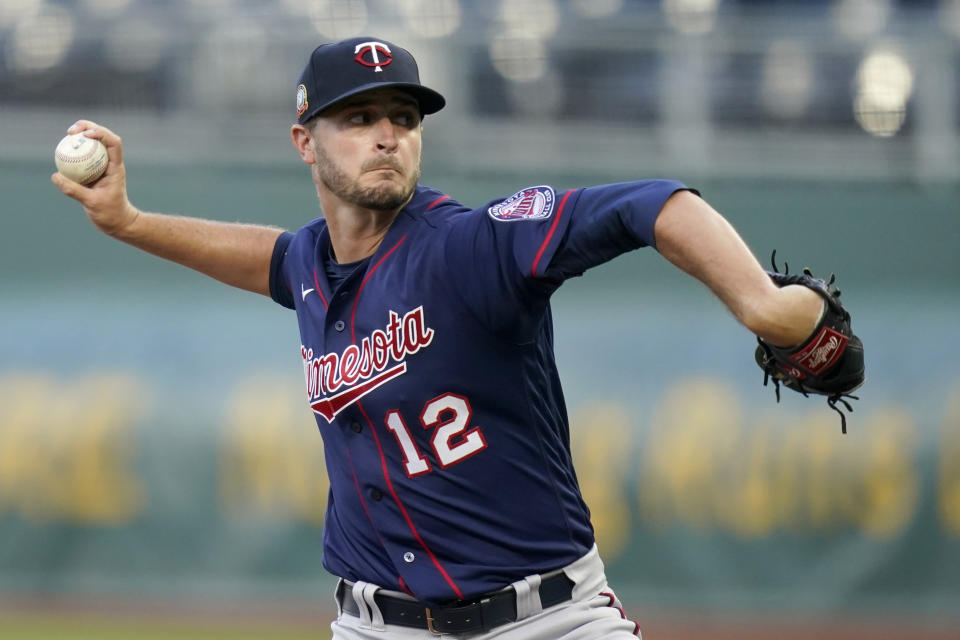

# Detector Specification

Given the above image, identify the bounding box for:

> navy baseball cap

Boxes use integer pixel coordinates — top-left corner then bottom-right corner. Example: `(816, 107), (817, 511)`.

(295, 37), (445, 124)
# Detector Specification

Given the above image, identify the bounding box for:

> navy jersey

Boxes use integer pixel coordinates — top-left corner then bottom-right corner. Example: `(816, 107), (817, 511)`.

(269, 180), (691, 605)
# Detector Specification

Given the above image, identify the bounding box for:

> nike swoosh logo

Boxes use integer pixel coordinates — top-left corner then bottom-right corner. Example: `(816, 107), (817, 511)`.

(310, 363), (407, 423)
(301, 284), (315, 301)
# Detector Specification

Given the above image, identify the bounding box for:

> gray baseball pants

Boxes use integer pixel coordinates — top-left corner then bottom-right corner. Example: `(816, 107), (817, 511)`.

(330, 545), (641, 639)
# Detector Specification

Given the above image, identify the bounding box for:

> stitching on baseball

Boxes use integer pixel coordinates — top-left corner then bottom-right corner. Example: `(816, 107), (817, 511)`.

(56, 140), (101, 164)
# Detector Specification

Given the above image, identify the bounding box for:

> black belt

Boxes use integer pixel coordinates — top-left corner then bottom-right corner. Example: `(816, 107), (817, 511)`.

(337, 571), (575, 635)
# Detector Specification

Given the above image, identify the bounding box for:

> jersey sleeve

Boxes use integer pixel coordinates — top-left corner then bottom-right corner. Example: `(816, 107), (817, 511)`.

(441, 180), (693, 337)
(540, 179), (696, 282)
(269, 231), (296, 310)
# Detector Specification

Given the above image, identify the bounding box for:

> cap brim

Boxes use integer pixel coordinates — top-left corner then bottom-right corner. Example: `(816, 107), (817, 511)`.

(306, 82), (446, 122)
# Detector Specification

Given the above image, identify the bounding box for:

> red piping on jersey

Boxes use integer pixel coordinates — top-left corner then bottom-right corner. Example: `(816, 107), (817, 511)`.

(600, 591), (641, 636)
(312, 269), (329, 310)
(356, 401), (465, 600)
(346, 232), (463, 600)
(350, 234), (407, 344)
(397, 576), (415, 598)
(531, 189), (575, 278)
(426, 195), (450, 210)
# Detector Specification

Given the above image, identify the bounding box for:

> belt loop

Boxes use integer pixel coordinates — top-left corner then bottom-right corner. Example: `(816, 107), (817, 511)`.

(512, 573), (543, 620)
(351, 581), (373, 628)
(334, 578), (345, 618)
(362, 582), (385, 630)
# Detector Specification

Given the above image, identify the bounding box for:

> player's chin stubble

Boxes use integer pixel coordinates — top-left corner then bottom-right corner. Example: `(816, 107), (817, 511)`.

(313, 141), (420, 212)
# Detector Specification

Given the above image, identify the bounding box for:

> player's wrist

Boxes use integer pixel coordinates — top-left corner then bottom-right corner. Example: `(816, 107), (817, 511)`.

(768, 285), (825, 348)
(746, 285), (824, 348)
(101, 203), (141, 239)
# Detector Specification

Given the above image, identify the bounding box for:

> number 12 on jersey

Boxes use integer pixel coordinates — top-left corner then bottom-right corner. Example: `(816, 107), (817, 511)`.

(384, 393), (488, 477)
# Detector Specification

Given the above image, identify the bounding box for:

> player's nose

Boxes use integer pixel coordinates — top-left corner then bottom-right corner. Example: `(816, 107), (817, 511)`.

(373, 116), (399, 152)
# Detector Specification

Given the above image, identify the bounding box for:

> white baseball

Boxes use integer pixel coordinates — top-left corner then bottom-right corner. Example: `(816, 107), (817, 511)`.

(54, 133), (108, 185)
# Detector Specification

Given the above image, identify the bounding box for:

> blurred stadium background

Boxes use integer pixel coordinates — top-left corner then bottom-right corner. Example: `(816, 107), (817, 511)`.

(1, 0), (958, 638)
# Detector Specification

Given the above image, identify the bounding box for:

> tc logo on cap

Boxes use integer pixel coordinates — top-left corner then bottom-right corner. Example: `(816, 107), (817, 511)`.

(354, 41), (392, 72)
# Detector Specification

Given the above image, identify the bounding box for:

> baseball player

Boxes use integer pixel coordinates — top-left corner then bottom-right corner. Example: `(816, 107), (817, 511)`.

(52, 37), (862, 639)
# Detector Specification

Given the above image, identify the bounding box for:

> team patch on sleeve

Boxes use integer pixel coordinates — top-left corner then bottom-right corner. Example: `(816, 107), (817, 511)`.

(487, 186), (555, 222)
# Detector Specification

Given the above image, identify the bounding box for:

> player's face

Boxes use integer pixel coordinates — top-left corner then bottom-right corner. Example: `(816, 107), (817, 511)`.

(310, 90), (422, 211)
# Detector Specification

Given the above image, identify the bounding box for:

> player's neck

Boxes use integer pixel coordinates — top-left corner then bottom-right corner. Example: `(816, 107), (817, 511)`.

(322, 203), (399, 264)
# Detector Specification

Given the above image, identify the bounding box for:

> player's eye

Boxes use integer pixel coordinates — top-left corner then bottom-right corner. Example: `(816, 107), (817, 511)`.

(346, 112), (369, 125)
(392, 110), (420, 128)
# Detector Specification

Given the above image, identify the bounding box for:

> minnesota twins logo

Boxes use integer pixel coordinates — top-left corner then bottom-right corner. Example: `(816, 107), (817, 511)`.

(354, 41), (392, 72)
(488, 186), (555, 222)
(302, 306), (434, 422)
(296, 83), (308, 118)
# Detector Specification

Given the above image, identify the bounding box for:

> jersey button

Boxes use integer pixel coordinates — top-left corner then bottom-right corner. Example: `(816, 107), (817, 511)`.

(369, 488), (383, 501)
(350, 421), (362, 433)
(334, 320), (346, 332)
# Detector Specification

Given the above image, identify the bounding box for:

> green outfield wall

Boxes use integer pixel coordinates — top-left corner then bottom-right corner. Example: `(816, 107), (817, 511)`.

(1, 161), (958, 622)
(2, 158), (958, 289)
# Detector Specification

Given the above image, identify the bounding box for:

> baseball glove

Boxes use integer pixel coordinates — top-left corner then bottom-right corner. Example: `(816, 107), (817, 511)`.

(755, 251), (864, 433)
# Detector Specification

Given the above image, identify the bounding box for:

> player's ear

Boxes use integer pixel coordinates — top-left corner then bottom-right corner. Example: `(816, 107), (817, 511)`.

(290, 124), (316, 165)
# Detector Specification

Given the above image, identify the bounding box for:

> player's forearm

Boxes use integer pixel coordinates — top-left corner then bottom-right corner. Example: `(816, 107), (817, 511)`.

(113, 208), (284, 296)
(51, 122), (283, 296)
(655, 190), (822, 347)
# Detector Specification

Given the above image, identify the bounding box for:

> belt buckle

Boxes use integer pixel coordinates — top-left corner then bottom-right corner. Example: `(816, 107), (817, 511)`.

(425, 607), (442, 635)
